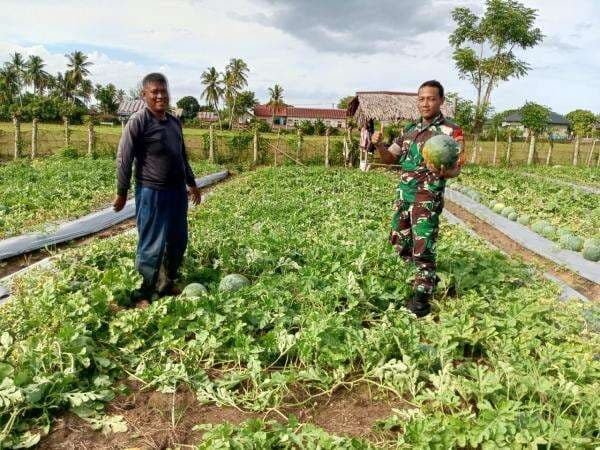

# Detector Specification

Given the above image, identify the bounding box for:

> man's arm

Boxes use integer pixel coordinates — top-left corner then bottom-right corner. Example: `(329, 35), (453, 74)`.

(181, 135), (202, 205)
(113, 116), (141, 211)
(371, 124), (403, 165)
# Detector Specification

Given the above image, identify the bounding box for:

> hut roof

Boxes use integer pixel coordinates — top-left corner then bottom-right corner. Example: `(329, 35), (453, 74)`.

(117, 99), (145, 117)
(503, 111), (570, 126)
(347, 91), (455, 126)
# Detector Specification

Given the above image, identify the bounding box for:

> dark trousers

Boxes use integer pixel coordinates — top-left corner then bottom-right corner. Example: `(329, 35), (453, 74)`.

(135, 185), (188, 293)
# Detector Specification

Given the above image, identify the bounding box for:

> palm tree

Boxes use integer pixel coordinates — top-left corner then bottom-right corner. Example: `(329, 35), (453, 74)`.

(51, 72), (75, 102)
(267, 84), (284, 126)
(0, 66), (18, 104)
(76, 78), (93, 105)
(25, 55), (49, 95)
(225, 58), (249, 129)
(201, 66), (224, 129)
(7, 52), (25, 105)
(65, 51), (92, 100)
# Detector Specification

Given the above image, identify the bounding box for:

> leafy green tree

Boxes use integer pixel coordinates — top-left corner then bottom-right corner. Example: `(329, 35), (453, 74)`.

(201, 66), (224, 129)
(337, 95), (354, 110)
(449, 0), (543, 161)
(296, 120), (314, 135)
(565, 109), (596, 165)
(94, 83), (120, 114)
(176, 95), (201, 122)
(267, 84), (284, 125)
(446, 92), (475, 134)
(520, 102), (549, 165)
(314, 119), (326, 136)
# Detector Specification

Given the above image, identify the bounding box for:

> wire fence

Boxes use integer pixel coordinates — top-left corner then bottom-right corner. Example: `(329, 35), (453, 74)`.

(0, 121), (598, 168)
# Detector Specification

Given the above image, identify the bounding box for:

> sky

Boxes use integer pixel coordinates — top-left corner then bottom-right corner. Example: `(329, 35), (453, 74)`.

(1, 0), (598, 114)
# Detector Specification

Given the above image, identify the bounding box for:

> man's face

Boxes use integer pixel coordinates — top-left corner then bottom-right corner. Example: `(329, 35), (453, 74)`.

(143, 81), (169, 114)
(417, 85), (444, 120)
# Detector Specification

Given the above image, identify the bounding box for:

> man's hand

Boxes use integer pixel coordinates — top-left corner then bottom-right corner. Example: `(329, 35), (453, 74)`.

(371, 122), (385, 147)
(113, 194), (127, 212)
(189, 185), (202, 205)
(427, 162), (462, 179)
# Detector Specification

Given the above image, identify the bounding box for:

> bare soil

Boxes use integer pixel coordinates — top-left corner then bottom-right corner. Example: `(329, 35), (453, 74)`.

(38, 382), (403, 449)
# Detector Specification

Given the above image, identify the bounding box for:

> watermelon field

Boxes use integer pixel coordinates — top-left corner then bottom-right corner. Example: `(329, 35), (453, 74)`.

(1, 165), (599, 448)
(450, 165), (600, 260)
(0, 157), (221, 239)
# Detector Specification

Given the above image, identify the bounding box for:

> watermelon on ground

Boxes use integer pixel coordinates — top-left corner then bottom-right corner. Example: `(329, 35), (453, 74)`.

(583, 245), (600, 262)
(532, 220), (549, 234)
(219, 274), (250, 293)
(422, 134), (460, 170)
(541, 224), (556, 238)
(584, 238), (600, 249)
(488, 200), (498, 209)
(508, 212), (518, 221)
(559, 234), (584, 252)
(493, 203), (506, 214)
(501, 206), (516, 218)
(182, 282), (208, 297)
(517, 215), (530, 225)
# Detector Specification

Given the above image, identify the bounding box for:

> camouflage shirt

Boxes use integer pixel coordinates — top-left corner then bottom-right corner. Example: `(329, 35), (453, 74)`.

(389, 113), (464, 202)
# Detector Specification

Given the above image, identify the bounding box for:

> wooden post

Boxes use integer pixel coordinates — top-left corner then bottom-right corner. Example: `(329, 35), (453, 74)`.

(63, 116), (70, 147)
(492, 132), (498, 165)
(253, 129), (258, 164)
(572, 136), (580, 166)
(13, 115), (21, 160)
(274, 130), (280, 166)
(209, 124), (214, 162)
(586, 139), (596, 167)
(87, 121), (95, 156)
(325, 129), (330, 168)
(545, 139), (554, 166)
(296, 128), (302, 163)
(347, 127), (353, 168)
(31, 118), (38, 159)
(505, 130), (512, 165)
(526, 133), (536, 165)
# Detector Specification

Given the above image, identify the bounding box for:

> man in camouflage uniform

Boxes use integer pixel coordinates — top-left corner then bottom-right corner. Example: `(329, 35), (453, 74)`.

(372, 80), (464, 317)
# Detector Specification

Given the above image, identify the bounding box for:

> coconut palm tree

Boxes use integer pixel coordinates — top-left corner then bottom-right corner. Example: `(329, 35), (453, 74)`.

(225, 58), (249, 129)
(201, 66), (224, 129)
(25, 55), (49, 95)
(51, 72), (76, 102)
(7, 52), (25, 105)
(0, 66), (18, 104)
(267, 84), (284, 126)
(65, 51), (93, 97)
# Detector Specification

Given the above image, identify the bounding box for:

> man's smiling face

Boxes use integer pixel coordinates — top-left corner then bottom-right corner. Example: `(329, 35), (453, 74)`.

(143, 81), (169, 115)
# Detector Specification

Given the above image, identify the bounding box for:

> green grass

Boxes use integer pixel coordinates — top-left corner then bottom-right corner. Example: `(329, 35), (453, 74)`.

(0, 156), (221, 239)
(1, 167), (598, 448)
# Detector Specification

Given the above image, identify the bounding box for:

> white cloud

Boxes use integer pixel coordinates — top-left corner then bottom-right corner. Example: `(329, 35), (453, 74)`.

(0, 0), (598, 113)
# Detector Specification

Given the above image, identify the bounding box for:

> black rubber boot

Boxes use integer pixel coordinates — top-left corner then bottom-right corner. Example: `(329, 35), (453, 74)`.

(406, 291), (431, 318)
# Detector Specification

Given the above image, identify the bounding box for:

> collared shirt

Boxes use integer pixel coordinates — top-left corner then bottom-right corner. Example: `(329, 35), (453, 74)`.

(388, 113), (464, 200)
(116, 107), (196, 196)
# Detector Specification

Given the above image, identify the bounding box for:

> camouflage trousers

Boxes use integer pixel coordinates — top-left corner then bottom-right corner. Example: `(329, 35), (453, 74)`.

(389, 171), (445, 296)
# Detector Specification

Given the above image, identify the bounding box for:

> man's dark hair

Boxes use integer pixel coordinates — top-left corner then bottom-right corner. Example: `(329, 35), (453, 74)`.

(142, 72), (168, 88)
(418, 80), (444, 98)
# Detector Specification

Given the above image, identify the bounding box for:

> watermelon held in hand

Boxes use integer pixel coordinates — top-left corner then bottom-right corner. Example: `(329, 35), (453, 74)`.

(422, 134), (460, 170)
(219, 274), (250, 293)
(182, 282), (208, 297)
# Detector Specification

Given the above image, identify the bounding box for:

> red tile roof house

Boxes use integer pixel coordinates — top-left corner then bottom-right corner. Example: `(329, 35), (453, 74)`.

(254, 105), (347, 129)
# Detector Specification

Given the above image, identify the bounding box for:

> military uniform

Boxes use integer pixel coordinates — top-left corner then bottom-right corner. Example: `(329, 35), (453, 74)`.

(387, 113), (463, 302)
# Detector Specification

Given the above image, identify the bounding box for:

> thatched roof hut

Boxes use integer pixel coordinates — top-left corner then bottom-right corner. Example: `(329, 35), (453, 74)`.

(347, 91), (456, 126)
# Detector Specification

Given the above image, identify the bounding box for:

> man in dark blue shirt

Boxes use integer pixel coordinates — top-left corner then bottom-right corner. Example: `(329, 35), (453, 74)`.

(114, 73), (201, 307)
